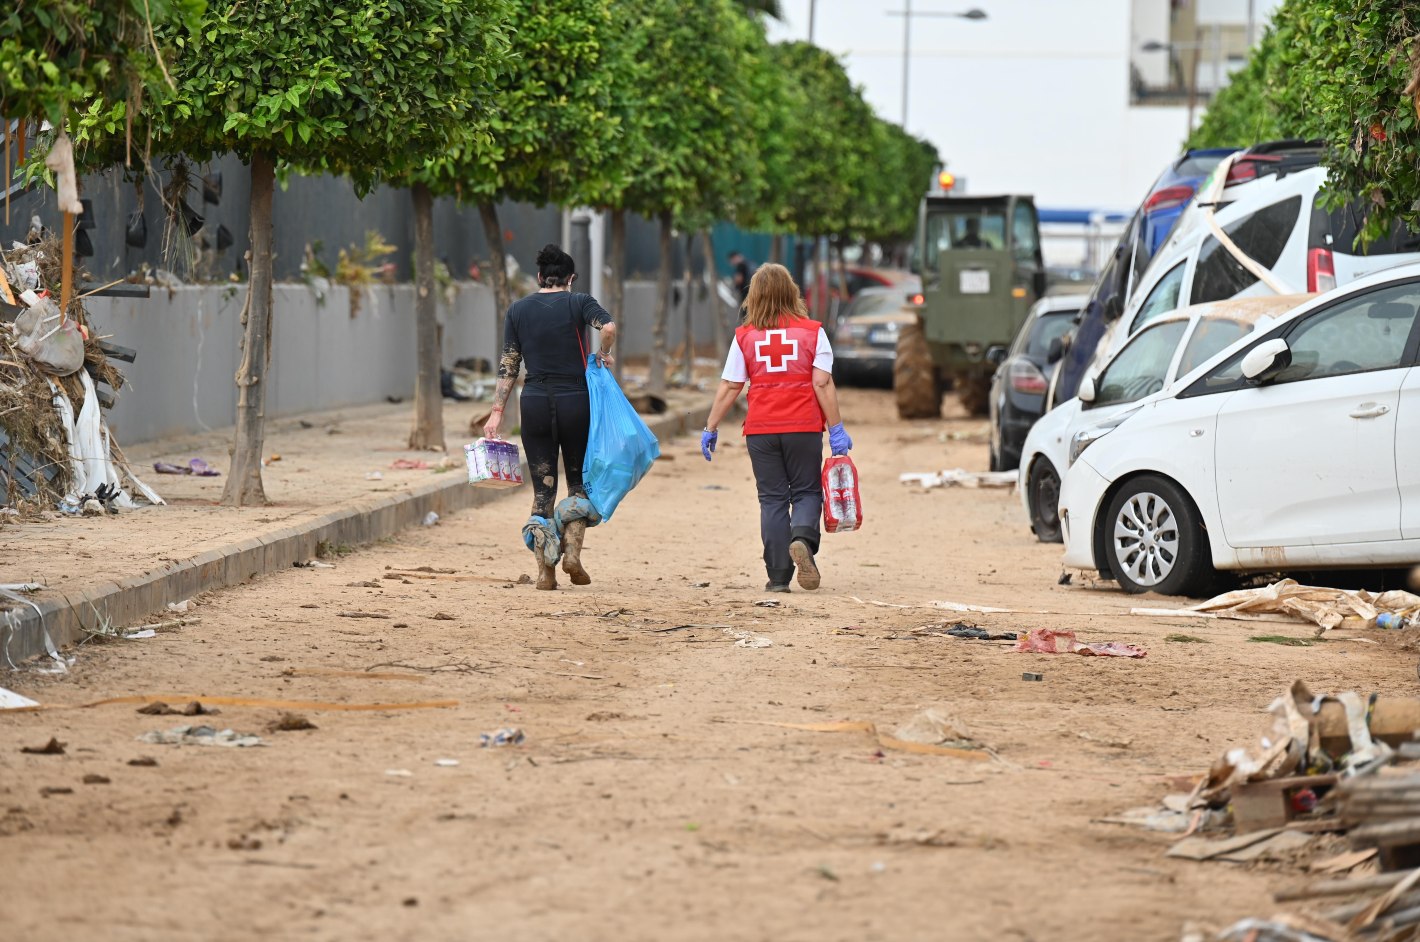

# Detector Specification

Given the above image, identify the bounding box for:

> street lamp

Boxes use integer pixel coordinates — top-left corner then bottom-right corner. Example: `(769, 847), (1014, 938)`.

(1140, 31), (1220, 134)
(885, 6), (988, 127)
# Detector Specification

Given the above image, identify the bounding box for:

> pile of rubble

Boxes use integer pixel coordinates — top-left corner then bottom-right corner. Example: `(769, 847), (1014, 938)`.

(1114, 680), (1420, 940)
(0, 235), (160, 514)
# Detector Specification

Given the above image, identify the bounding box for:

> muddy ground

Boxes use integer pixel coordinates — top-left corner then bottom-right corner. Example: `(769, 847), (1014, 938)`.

(2, 387), (1413, 941)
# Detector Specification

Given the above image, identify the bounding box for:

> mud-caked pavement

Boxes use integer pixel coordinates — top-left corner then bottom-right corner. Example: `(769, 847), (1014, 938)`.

(3, 388), (1414, 942)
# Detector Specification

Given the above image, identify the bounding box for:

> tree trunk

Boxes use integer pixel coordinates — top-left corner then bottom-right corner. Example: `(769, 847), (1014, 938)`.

(478, 200), (518, 429)
(478, 201), (512, 347)
(221, 151), (276, 507)
(609, 209), (626, 385)
(408, 183), (444, 451)
(648, 210), (672, 397)
(700, 228), (726, 354)
(770, 233), (784, 265)
(681, 232), (695, 385)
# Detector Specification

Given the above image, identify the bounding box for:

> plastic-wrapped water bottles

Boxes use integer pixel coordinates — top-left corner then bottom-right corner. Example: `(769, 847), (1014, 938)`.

(822, 455), (863, 533)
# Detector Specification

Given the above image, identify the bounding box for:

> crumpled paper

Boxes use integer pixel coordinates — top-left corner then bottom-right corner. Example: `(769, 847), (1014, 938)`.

(1182, 578), (1420, 633)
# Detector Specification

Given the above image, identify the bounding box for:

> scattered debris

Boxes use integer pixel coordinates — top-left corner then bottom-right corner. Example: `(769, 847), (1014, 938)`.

(434, 758), (460, 768)
(138, 725), (263, 748)
(1166, 634), (1209, 643)
(734, 717), (997, 762)
(753, 599), (782, 608)
(939, 624), (1017, 641)
(152, 458), (220, 476)
(385, 769), (414, 777)
(137, 701), (220, 716)
(690, 581), (710, 588)
(267, 713), (317, 732)
(1022, 672), (1044, 682)
(423, 511), (439, 526)
(899, 468), (1017, 489)
(338, 611), (391, 619)
(722, 626), (773, 648)
(127, 756), (158, 767)
(20, 737), (65, 755)
(1135, 578), (1420, 634)
(228, 835), (262, 851)
(1014, 628), (1146, 658)
(0, 686), (38, 710)
(39, 786), (73, 797)
(1249, 635), (1316, 647)
(480, 727), (525, 748)
(1057, 571), (1073, 586)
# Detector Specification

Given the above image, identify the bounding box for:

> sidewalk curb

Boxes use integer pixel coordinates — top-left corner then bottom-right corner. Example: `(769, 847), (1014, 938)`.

(3, 405), (710, 667)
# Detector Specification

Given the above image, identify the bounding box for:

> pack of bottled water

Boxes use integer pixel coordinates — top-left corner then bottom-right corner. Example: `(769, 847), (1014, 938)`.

(822, 455), (862, 533)
(465, 438), (524, 489)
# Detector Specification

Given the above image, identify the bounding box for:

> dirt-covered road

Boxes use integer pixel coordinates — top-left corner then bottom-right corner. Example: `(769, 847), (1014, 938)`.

(3, 388), (1412, 941)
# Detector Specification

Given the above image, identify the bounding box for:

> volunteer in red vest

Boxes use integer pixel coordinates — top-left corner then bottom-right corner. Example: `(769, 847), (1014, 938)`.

(701, 263), (852, 592)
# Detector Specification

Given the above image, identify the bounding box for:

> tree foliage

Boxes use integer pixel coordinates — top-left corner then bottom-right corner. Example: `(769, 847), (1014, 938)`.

(0, 0), (205, 128)
(1189, 1), (1420, 244)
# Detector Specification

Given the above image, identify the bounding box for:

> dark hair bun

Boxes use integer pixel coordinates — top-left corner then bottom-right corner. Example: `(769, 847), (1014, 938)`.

(536, 243), (576, 285)
(537, 244), (563, 268)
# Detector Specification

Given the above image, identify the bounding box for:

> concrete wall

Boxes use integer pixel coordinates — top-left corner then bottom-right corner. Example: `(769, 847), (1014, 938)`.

(90, 279), (735, 445)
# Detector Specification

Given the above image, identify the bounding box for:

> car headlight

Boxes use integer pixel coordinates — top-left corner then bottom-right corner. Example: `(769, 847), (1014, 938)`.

(1067, 409), (1140, 466)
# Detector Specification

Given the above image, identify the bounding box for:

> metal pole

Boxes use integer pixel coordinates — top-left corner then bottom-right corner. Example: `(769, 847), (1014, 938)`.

(1186, 29), (1201, 135)
(1246, 0), (1256, 47)
(901, 0), (911, 126)
(808, 0), (817, 42)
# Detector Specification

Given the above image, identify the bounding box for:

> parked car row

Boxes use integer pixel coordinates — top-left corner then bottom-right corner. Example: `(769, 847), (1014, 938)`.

(985, 139), (1420, 595)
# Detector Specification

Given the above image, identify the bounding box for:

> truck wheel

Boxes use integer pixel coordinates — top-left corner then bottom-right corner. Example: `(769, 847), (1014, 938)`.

(894, 322), (941, 419)
(956, 373), (990, 417)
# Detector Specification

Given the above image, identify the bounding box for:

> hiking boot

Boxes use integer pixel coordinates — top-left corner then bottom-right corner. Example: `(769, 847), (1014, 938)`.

(536, 559), (559, 591)
(764, 581), (791, 593)
(561, 519), (591, 586)
(789, 539), (820, 590)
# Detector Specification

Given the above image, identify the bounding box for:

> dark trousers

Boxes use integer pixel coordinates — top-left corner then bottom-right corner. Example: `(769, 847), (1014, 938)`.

(520, 391), (591, 518)
(746, 432), (823, 583)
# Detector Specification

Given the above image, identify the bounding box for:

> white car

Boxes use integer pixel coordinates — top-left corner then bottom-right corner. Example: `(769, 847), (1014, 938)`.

(1060, 262), (1420, 595)
(1080, 148), (1420, 401)
(1018, 294), (1312, 542)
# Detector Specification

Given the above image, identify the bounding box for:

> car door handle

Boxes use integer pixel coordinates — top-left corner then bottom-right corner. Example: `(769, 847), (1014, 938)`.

(1349, 403), (1391, 419)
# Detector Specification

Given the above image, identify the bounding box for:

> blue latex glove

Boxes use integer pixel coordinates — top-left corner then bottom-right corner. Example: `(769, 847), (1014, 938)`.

(829, 423), (852, 456)
(701, 428), (718, 462)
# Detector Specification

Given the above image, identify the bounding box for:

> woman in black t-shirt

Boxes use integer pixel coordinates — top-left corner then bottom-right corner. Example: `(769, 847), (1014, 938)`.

(485, 244), (617, 590)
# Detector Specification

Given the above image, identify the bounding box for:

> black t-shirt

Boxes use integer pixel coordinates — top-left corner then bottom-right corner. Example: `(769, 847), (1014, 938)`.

(733, 260), (752, 301)
(499, 291), (612, 395)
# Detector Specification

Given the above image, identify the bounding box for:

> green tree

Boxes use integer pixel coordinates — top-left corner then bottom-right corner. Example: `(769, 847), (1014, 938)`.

(441, 0), (627, 351)
(612, 0), (759, 395)
(1189, 1), (1420, 245)
(137, 0), (509, 505)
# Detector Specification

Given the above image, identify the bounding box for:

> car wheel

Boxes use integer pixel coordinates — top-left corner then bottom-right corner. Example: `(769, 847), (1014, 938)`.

(1027, 458), (1063, 543)
(1102, 474), (1212, 596)
(893, 321), (941, 419)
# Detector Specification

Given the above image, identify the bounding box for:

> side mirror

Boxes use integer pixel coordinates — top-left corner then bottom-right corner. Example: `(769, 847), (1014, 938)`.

(1241, 338), (1291, 383)
(1046, 335), (1065, 364)
(986, 345), (1008, 367)
(1078, 375), (1097, 404)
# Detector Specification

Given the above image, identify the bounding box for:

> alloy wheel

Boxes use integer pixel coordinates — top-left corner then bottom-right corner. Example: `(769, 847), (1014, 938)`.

(1112, 491), (1178, 588)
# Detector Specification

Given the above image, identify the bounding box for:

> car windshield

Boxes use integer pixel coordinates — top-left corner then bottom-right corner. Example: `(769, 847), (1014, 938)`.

(1025, 312), (1077, 357)
(1093, 320), (1188, 407)
(925, 208), (1007, 264)
(843, 291), (900, 320)
(1175, 316), (1251, 377)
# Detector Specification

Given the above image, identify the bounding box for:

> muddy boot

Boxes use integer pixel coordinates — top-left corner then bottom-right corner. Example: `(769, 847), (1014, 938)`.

(790, 539), (820, 590)
(536, 558), (559, 590)
(561, 519), (592, 586)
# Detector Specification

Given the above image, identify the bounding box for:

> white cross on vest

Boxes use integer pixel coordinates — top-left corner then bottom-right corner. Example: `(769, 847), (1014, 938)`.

(754, 329), (798, 373)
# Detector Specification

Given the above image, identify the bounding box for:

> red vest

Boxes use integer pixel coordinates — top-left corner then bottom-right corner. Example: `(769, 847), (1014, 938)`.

(736, 317), (826, 435)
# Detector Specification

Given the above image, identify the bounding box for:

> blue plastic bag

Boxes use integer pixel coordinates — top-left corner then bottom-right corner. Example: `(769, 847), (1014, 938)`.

(583, 355), (660, 522)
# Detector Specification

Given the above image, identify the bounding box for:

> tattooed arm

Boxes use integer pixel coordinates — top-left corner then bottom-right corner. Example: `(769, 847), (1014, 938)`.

(484, 313), (521, 440)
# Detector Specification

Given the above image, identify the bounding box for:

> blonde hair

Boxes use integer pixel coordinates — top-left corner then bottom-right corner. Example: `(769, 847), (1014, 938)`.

(743, 263), (808, 329)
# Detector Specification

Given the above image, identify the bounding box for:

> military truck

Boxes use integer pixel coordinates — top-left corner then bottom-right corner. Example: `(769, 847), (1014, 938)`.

(894, 192), (1047, 417)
